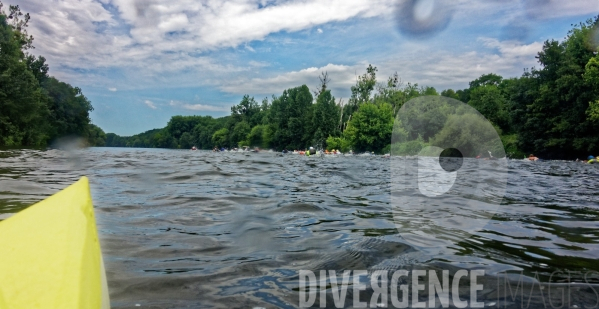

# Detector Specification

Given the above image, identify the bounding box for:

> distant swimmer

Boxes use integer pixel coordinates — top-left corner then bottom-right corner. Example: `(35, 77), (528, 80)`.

(191, 146), (197, 151)
(528, 154), (539, 161)
(588, 156), (598, 164)
(485, 151), (497, 160)
(306, 147), (316, 156)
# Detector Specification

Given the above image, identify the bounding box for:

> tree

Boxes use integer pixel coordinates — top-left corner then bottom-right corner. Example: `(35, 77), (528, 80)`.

(343, 102), (394, 153)
(441, 89), (459, 100)
(341, 65), (378, 133)
(516, 17), (599, 157)
(0, 3), (46, 146)
(0, 3), (95, 147)
(312, 71), (330, 98)
(312, 90), (340, 148)
(212, 128), (229, 148)
(469, 73), (503, 89)
(350, 64), (378, 105)
(86, 124), (106, 147)
(229, 121), (251, 147)
(43, 77), (93, 141)
(231, 95), (262, 127)
(179, 132), (193, 149)
(268, 85), (313, 150)
(430, 113), (504, 157)
(468, 85), (509, 132)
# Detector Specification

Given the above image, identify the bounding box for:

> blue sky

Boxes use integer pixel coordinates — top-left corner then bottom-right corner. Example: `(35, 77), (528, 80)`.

(14, 0), (599, 135)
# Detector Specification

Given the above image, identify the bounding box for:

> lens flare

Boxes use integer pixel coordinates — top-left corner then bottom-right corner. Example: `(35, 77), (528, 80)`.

(391, 96), (508, 250)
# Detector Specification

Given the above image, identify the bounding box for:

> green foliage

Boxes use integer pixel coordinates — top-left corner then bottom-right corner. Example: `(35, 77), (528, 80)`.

(350, 64), (377, 105)
(325, 136), (351, 153)
(440, 89), (459, 100)
(512, 16), (599, 158)
(229, 121), (251, 147)
(468, 84), (509, 132)
(86, 124), (106, 147)
(179, 132), (193, 149)
(95, 16), (599, 159)
(501, 133), (524, 158)
(430, 113), (503, 157)
(391, 135), (427, 156)
(312, 90), (340, 148)
(469, 73), (503, 88)
(396, 96), (454, 141)
(247, 124), (273, 148)
(43, 77), (93, 141)
(343, 103), (394, 153)
(268, 85), (313, 150)
(212, 128), (229, 148)
(0, 2), (95, 147)
(231, 95), (262, 127)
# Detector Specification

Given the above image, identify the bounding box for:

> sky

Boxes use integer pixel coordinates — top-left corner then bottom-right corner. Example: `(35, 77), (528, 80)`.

(12, 0), (599, 135)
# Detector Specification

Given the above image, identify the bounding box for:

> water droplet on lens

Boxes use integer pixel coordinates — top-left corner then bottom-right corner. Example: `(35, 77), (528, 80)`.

(439, 148), (463, 172)
(395, 0), (454, 39)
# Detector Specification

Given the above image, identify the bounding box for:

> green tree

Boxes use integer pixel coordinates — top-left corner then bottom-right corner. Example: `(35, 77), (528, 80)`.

(430, 113), (504, 157)
(231, 95), (262, 127)
(43, 77), (93, 141)
(179, 132), (193, 149)
(0, 3), (46, 146)
(343, 102), (394, 153)
(86, 124), (106, 146)
(468, 85), (509, 132)
(312, 90), (340, 148)
(441, 89), (459, 100)
(212, 128), (229, 148)
(229, 121), (251, 147)
(516, 17), (599, 157)
(341, 65), (378, 132)
(268, 85), (313, 150)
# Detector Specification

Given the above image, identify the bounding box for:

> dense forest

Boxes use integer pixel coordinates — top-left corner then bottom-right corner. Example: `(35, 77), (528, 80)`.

(0, 3), (104, 148)
(106, 16), (599, 159)
(3, 1), (599, 160)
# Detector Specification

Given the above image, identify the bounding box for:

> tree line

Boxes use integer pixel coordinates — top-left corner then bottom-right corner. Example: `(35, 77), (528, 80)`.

(4, 2), (598, 160)
(107, 16), (599, 159)
(0, 3), (104, 148)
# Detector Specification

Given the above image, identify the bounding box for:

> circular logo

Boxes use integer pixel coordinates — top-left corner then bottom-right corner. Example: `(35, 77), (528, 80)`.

(391, 96), (508, 249)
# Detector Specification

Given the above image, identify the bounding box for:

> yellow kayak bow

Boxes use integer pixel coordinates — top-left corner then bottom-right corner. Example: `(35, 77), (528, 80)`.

(0, 177), (110, 309)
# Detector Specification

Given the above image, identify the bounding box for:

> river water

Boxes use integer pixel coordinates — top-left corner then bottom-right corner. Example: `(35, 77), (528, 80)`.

(1, 148), (598, 309)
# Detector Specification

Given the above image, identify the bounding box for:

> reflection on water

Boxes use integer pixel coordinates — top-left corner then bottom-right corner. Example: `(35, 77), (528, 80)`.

(1, 148), (599, 308)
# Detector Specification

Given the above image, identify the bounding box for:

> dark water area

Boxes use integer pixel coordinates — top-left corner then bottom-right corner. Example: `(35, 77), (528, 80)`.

(1, 148), (599, 308)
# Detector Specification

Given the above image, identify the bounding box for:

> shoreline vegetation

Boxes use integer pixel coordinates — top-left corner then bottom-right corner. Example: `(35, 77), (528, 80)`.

(0, 3), (104, 148)
(2, 3), (599, 160)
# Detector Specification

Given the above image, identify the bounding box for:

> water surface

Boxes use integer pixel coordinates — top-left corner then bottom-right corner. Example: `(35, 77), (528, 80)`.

(1, 148), (598, 308)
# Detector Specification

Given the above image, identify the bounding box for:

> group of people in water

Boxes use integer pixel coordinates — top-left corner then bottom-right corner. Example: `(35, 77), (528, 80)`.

(281, 147), (343, 156)
(193, 146), (599, 164)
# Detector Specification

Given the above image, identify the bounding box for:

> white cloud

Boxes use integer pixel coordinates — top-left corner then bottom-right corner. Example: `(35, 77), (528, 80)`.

(374, 38), (546, 90)
(221, 38), (547, 96)
(15, 0), (597, 95)
(169, 100), (230, 112)
(144, 100), (157, 109)
(521, 0), (599, 20)
(479, 38), (544, 59)
(248, 60), (270, 68)
(108, 87), (117, 92)
(220, 63), (360, 96)
(244, 43), (256, 52)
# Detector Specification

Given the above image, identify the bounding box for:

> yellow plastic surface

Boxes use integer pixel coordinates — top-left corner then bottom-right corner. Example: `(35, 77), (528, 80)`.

(0, 177), (110, 309)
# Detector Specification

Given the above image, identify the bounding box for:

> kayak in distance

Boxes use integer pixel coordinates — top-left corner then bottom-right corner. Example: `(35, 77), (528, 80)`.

(0, 177), (109, 309)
